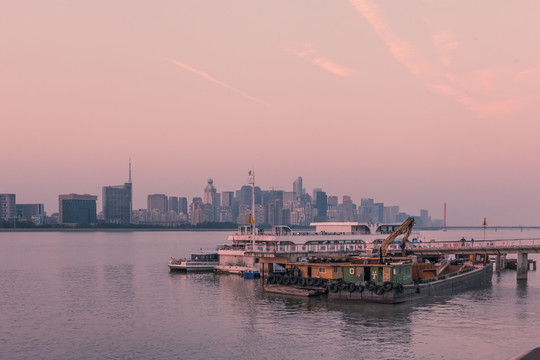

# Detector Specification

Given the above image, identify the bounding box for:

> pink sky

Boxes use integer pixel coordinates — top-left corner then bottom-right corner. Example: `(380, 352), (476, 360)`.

(1, 0), (540, 225)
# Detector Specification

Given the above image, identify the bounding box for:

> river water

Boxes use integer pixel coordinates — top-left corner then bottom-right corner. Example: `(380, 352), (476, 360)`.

(1, 229), (539, 360)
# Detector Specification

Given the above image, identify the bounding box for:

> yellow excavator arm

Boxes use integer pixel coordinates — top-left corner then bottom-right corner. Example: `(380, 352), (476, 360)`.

(379, 217), (415, 257)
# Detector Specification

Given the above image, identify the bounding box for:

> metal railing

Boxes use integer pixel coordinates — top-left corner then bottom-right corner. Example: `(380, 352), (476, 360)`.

(242, 238), (540, 255)
(244, 243), (366, 254)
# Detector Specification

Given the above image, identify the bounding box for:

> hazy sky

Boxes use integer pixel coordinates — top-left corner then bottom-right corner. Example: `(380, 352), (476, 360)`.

(2, 1), (540, 225)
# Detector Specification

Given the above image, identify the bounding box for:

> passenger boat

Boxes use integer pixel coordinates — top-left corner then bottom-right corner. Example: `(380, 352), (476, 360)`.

(215, 222), (422, 275)
(168, 252), (219, 272)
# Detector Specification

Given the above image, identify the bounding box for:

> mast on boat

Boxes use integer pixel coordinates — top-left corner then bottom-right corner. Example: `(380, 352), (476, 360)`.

(248, 169), (255, 248)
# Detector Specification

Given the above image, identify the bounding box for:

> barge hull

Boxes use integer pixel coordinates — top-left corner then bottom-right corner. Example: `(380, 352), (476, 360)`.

(328, 263), (493, 303)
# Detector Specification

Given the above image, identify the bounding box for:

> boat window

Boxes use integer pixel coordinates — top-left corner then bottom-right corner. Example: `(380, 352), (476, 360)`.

(349, 268), (355, 275)
(319, 267), (326, 273)
(333, 267), (338, 274)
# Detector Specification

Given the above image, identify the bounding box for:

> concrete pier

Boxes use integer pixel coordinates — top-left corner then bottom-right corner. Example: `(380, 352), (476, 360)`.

(495, 253), (507, 274)
(516, 252), (528, 280)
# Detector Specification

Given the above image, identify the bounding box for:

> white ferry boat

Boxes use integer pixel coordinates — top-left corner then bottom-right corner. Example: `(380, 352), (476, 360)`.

(215, 222), (422, 274)
(169, 252), (219, 272)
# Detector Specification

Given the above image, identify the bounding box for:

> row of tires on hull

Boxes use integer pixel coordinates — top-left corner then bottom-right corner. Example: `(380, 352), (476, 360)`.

(328, 280), (404, 295)
(266, 274), (329, 288)
(266, 274), (405, 295)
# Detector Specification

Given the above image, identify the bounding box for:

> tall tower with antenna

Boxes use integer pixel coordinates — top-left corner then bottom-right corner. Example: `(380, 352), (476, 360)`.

(101, 159), (133, 225)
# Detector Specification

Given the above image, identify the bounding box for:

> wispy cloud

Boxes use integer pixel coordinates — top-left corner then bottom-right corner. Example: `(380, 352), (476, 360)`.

(294, 44), (357, 77)
(349, 0), (538, 117)
(165, 58), (269, 107)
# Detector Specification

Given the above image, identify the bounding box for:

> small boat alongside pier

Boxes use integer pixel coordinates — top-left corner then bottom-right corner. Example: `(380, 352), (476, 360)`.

(168, 252), (219, 272)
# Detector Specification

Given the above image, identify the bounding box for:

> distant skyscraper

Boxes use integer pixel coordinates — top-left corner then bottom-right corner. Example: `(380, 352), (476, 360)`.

(0, 194), (16, 221)
(58, 194), (97, 225)
(314, 191), (327, 221)
(373, 203), (384, 223)
(383, 206), (399, 223)
(283, 191), (295, 205)
(102, 164), (132, 225)
(203, 179), (217, 205)
(148, 194), (168, 213)
(312, 188), (322, 203)
(190, 197), (204, 225)
(168, 196), (179, 214)
(222, 191), (234, 207)
(16, 204), (44, 221)
(327, 195), (338, 208)
(178, 197), (188, 215)
(420, 209), (429, 226)
(293, 176), (303, 197)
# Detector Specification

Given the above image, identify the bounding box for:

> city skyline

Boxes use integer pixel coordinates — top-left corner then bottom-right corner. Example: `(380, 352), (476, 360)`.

(2, 1), (540, 226)
(2, 170), (438, 226)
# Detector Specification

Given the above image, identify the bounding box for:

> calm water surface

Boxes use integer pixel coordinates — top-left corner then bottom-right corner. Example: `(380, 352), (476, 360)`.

(1, 229), (539, 360)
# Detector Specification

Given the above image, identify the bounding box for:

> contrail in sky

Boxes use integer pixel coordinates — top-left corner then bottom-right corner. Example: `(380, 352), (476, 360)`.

(166, 57), (269, 107)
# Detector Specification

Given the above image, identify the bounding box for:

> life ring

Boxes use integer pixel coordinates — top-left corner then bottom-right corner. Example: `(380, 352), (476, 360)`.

(290, 276), (298, 285)
(321, 279), (329, 288)
(360, 281), (368, 288)
(267, 275), (275, 284)
(396, 283), (404, 293)
(367, 281), (377, 291)
(376, 286), (385, 295)
(348, 282), (356, 292)
(275, 274), (283, 284)
(329, 283), (339, 293)
(298, 277), (306, 286)
(313, 278), (322, 287)
(282, 276), (290, 285)
(338, 281), (347, 291)
(306, 277), (314, 286)
(383, 282), (393, 291)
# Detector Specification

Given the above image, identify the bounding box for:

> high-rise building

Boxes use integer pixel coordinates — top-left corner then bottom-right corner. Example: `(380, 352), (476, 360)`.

(58, 194), (97, 225)
(222, 191), (234, 207)
(312, 188), (322, 203)
(103, 180), (132, 225)
(178, 197), (188, 215)
(0, 194), (16, 221)
(327, 195), (338, 208)
(420, 209), (429, 226)
(203, 179), (220, 222)
(148, 194), (168, 214)
(16, 204), (44, 221)
(293, 176), (303, 197)
(168, 196), (179, 214)
(190, 197), (204, 225)
(203, 179), (217, 204)
(373, 203), (384, 223)
(283, 191), (295, 205)
(383, 206), (399, 223)
(314, 191), (327, 221)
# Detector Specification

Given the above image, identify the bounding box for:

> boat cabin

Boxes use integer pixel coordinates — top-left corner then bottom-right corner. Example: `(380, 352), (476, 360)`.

(310, 222), (371, 235)
(284, 262), (344, 280)
(341, 262), (413, 285)
(190, 253), (219, 261)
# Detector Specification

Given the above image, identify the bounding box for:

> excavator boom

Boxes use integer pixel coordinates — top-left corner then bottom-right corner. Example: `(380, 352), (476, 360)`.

(379, 217), (415, 257)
